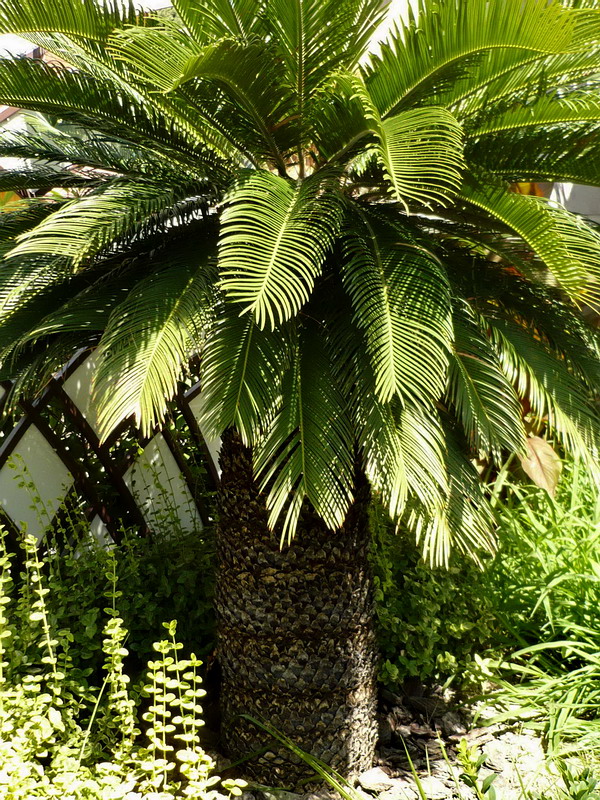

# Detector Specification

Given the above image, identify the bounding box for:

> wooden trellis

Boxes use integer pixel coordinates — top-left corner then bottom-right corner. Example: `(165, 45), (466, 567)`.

(0, 350), (220, 547)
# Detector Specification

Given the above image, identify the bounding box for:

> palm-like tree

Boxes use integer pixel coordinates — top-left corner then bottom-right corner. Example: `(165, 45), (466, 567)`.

(2, 0), (600, 782)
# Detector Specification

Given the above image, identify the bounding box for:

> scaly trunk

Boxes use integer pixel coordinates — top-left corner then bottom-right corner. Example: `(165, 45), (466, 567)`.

(215, 430), (378, 787)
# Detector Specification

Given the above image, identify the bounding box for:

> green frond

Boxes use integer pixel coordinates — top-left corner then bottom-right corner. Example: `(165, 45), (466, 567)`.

(262, 0), (388, 123)
(464, 260), (600, 388)
(408, 431), (497, 567)
(448, 302), (527, 460)
(0, 254), (69, 326)
(172, 37), (295, 165)
(0, 121), (192, 182)
(459, 175), (600, 306)
(377, 107), (465, 209)
(0, 0), (139, 42)
(0, 271), (136, 380)
(0, 199), (58, 258)
(341, 209), (452, 405)
(11, 276), (132, 349)
(469, 91), (600, 136)
(219, 170), (343, 329)
(0, 333), (96, 404)
(0, 266), (88, 373)
(324, 304), (409, 520)
(199, 307), (292, 445)
(108, 21), (203, 93)
(22, 28), (241, 165)
(254, 325), (354, 541)
(486, 316), (600, 477)
(93, 259), (215, 440)
(447, 47), (600, 118)
(0, 166), (96, 193)
(339, 75), (465, 208)
(466, 123), (600, 186)
(364, 0), (575, 117)
(421, 212), (551, 286)
(8, 181), (207, 266)
(176, 0), (264, 42)
(0, 56), (227, 171)
(310, 73), (376, 165)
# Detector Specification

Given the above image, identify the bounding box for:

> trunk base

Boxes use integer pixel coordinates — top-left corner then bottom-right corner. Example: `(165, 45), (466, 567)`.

(216, 431), (378, 787)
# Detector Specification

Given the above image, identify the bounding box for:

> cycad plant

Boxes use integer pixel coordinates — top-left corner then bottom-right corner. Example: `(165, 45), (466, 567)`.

(2, 0), (600, 783)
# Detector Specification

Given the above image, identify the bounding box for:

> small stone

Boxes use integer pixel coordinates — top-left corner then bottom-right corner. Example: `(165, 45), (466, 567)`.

(482, 739), (511, 772)
(358, 767), (396, 793)
(418, 776), (451, 800)
(260, 791), (303, 800)
(379, 778), (419, 800)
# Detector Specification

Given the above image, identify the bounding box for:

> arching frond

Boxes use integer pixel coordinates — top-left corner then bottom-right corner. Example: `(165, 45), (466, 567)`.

(0, 199), (58, 259)
(409, 431), (497, 567)
(469, 92), (600, 136)
(173, 38), (296, 164)
(447, 47), (600, 118)
(466, 123), (600, 186)
(8, 181), (207, 266)
(346, 76), (465, 209)
(219, 170), (343, 329)
(254, 325), (355, 541)
(459, 175), (600, 306)
(0, 56), (227, 170)
(178, 0), (264, 42)
(199, 307), (292, 445)
(0, 166), (97, 193)
(261, 0), (388, 128)
(486, 316), (600, 477)
(93, 258), (215, 439)
(0, 122), (191, 181)
(448, 302), (527, 460)
(0, 0), (139, 42)
(0, 332), (97, 405)
(377, 107), (465, 209)
(310, 73), (375, 165)
(462, 259), (600, 389)
(364, 0), (575, 117)
(341, 209), (452, 405)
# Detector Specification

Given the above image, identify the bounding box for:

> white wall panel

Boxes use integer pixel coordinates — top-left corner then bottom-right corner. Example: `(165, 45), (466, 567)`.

(63, 354), (103, 436)
(0, 426), (73, 539)
(123, 433), (202, 533)
(187, 392), (221, 476)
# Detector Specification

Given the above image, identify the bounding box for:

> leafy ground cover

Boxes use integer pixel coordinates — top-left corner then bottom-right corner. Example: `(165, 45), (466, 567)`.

(2, 458), (600, 798)
(481, 460), (600, 757)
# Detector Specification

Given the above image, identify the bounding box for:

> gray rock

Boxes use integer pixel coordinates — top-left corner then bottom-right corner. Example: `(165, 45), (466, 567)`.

(418, 776), (452, 800)
(359, 767), (396, 793)
(260, 791), (303, 800)
(378, 778), (419, 800)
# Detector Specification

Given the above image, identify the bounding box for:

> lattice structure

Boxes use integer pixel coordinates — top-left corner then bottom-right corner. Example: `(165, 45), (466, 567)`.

(0, 350), (220, 546)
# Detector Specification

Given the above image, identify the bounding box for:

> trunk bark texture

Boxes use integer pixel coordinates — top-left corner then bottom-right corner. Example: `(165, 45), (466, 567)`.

(215, 430), (378, 787)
